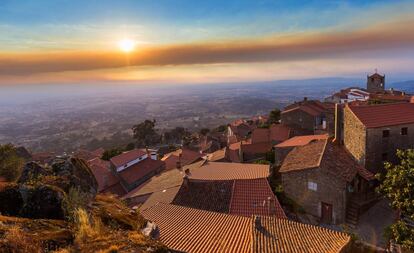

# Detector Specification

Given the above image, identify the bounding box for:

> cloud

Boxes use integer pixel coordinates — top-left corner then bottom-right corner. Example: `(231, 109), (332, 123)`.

(1, 16), (414, 77)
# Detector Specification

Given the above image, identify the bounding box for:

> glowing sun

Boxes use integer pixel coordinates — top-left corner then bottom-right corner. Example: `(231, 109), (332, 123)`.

(118, 39), (135, 52)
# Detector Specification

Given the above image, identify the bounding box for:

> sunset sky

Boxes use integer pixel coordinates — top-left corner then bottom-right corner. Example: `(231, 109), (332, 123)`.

(2, 0), (414, 85)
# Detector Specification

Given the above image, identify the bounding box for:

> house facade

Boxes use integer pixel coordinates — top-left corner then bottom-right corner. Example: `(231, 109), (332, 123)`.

(280, 139), (375, 225)
(343, 103), (414, 174)
(281, 98), (335, 136)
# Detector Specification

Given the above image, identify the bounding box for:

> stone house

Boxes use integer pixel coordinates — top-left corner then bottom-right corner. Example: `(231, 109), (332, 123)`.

(281, 98), (335, 136)
(342, 102), (414, 174)
(280, 138), (375, 225)
(274, 134), (328, 165)
(366, 72), (385, 93)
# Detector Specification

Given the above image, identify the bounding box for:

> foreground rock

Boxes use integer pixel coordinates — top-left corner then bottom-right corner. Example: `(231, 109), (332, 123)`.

(0, 157), (166, 252)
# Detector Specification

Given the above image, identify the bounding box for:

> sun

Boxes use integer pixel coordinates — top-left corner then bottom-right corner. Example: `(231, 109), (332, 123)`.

(118, 39), (135, 52)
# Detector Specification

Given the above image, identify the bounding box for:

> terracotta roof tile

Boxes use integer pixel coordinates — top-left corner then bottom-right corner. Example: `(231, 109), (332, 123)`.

(139, 186), (181, 211)
(252, 216), (351, 253)
(110, 149), (147, 167)
(229, 178), (286, 218)
(142, 203), (350, 253)
(88, 158), (120, 192)
(118, 158), (165, 185)
(142, 203), (252, 253)
(348, 103), (414, 128)
(280, 139), (370, 183)
(279, 139), (327, 173)
(124, 160), (206, 198)
(275, 134), (328, 148)
(205, 148), (227, 162)
(161, 148), (203, 170)
(189, 162), (269, 180)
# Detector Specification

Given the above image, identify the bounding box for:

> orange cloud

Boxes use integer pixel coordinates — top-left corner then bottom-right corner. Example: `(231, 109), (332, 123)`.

(1, 17), (414, 77)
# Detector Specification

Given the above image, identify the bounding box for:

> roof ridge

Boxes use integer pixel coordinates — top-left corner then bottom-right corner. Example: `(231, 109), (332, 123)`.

(316, 138), (329, 168)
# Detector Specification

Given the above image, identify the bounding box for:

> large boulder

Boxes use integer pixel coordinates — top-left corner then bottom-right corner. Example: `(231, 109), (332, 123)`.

(51, 157), (98, 196)
(18, 162), (52, 184)
(0, 183), (23, 216)
(20, 185), (66, 220)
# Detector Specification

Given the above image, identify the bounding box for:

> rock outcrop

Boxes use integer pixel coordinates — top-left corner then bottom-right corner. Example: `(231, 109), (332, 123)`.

(0, 157), (166, 252)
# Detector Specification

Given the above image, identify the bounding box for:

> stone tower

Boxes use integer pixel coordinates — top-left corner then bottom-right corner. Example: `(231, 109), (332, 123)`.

(367, 72), (385, 93)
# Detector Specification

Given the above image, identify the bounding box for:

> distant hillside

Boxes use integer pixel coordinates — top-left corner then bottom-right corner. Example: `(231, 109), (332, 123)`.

(389, 80), (414, 93)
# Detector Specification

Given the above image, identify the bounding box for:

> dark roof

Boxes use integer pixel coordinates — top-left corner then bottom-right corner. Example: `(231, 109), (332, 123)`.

(348, 103), (414, 128)
(110, 149), (147, 167)
(118, 158), (165, 185)
(139, 186), (181, 211)
(172, 180), (233, 213)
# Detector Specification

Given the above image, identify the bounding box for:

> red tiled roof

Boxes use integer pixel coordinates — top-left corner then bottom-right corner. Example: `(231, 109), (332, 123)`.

(283, 100), (332, 117)
(252, 216), (351, 253)
(124, 160), (206, 198)
(91, 147), (105, 158)
(88, 158), (120, 192)
(189, 162), (269, 180)
(161, 148), (203, 170)
(275, 134), (328, 148)
(348, 103), (414, 128)
(242, 142), (273, 155)
(110, 149), (147, 167)
(142, 203), (350, 253)
(279, 139), (327, 173)
(139, 186), (181, 211)
(250, 124), (291, 144)
(118, 158), (165, 185)
(280, 139), (371, 183)
(142, 203), (252, 253)
(229, 178), (286, 218)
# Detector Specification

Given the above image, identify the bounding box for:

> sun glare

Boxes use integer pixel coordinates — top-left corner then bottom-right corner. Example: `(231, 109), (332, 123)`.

(118, 39), (135, 52)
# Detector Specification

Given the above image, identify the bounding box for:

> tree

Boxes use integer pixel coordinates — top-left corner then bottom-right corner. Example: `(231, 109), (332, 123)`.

(132, 120), (160, 147)
(268, 108), (281, 124)
(0, 144), (24, 181)
(199, 128), (210, 136)
(377, 149), (414, 250)
(101, 148), (123, 161)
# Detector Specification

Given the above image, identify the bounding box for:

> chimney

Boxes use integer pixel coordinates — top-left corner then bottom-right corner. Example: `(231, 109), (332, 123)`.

(254, 216), (262, 230)
(176, 153), (183, 169)
(182, 175), (189, 189)
(184, 168), (191, 177)
(267, 197), (275, 214)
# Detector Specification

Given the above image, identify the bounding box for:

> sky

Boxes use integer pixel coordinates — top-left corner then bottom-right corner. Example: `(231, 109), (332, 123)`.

(1, 0), (414, 85)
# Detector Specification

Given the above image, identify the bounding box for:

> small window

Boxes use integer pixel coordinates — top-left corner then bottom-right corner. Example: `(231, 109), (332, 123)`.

(382, 153), (388, 161)
(308, 181), (317, 191)
(382, 130), (390, 138)
(401, 127), (408, 135)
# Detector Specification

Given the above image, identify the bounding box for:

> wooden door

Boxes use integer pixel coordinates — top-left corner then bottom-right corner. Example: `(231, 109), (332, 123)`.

(321, 202), (333, 224)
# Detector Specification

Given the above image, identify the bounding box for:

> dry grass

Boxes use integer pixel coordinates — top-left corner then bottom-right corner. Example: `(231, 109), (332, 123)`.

(74, 208), (105, 244)
(2, 225), (42, 253)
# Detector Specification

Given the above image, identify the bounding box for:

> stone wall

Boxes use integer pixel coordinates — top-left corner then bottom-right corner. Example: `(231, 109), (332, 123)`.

(365, 123), (414, 173)
(281, 168), (347, 224)
(281, 110), (315, 134)
(343, 106), (366, 166)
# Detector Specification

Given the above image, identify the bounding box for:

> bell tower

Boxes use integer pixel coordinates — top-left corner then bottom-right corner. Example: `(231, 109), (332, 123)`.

(367, 70), (385, 93)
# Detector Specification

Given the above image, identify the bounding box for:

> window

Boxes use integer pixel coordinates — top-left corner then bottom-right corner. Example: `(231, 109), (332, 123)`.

(382, 153), (388, 161)
(401, 127), (408, 135)
(308, 181), (317, 191)
(382, 130), (390, 138)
